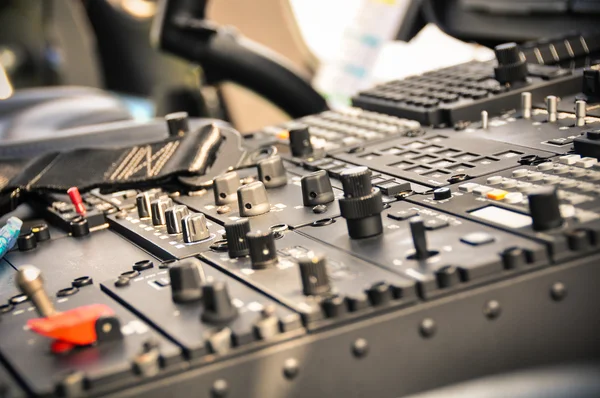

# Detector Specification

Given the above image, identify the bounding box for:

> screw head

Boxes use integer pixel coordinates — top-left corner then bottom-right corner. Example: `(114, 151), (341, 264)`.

(419, 318), (436, 338)
(211, 379), (228, 397)
(352, 338), (369, 358)
(283, 358), (299, 379)
(484, 300), (501, 320)
(550, 282), (567, 301)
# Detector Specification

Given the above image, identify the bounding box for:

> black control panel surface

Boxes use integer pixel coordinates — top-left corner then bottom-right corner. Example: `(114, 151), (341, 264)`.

(1, 37), (600, 398)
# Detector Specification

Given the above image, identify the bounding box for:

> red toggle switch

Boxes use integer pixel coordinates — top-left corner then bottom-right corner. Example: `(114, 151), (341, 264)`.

(27, 304), (121, 354)
(67, 187), (86, 216)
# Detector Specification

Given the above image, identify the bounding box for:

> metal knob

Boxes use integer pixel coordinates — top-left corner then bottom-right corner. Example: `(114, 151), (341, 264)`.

(169, 258), (205, 303)
(224, 219), (251, 258)
(247, 230), (278, 269)
(165, 205), (190, 234)
(301, 170), (334, 206)
(237, 182), (270, 217)
(213, 171), (241, 206)
(257, 155), (287, 188)
(298, 254), (331, 296)
(151, 197), (173, 226)
(136, 192), (154, 219)
(182, 213), (210, 243)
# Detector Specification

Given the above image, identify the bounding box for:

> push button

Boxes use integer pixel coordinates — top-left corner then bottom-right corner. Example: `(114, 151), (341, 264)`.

(486, 189), (508, 200)
(424, 219), (450, 230)
(460, 232), (495, 246)
(458, 183), (479, 193)
(387, 209), (419, 221)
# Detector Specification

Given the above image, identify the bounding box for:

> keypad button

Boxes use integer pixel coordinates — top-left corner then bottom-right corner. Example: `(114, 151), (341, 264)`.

(387, 209), (419, 221)
(377, 181), (412, 196)
(542, 175), (561, 184)
(536, 162), (553, 171)
(424, 219), (450, 230)
(568, 168), (587, 178)
(558, 179), (578, 188)
(460, 232), (495, 246)
(559, 154), (581, 165)
(486, 189), (508, 200)
(526, 172), (544, 181)
(512, 169), (529, 178)
(552, 164), (570, 174)
(559, 204), (576, 218)
(577, 182), (596, 192)
(473, 186), (493, 196)
(486, 176), (503, 185)
(458, 183), (479, 193)
(501, 179), (517, 189)
(575, 157), (597, 168)
(585, 171), (600, 181)
(516, 182), (535, 193)
(503, 192), (524, 204)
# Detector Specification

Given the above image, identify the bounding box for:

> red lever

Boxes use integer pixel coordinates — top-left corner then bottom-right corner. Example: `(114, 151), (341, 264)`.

(27, 304), (115, 353)
(67, 187), (86, 216)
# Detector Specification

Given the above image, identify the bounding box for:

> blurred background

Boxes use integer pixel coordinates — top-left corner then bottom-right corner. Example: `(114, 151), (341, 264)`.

(0, 0), (598, 135)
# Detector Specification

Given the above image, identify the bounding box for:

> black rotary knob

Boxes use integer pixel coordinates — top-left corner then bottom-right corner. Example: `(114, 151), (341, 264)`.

(31, 224), (50, 242)
(366, 282), (393, 306)
(434, 265), (460, 288)
(70, 218), (90, 237)
(237, 182), (270, 217)
(527, 187), (563, 231)
(257, 155), (287, 189)
(566, 229), (591, 251)
(17, 232), (37, 251)
(201, 281), (239, 324)
(494, 42), (528, 85)
(213, 172), (240, 206)
(298, 254), (331, 296)
(288, 124), (313, 157)
(247, 230), (278, 269)
(301, 170), (334, 206)
(169, 258), (205, 303)
(501, 247), (528, 270)
(224, 219), (251, 258)
(341, 166), (372, 197)
(182, 213), (210, 243)
(338, 167), (383, 239)
(433, 187), (451, 200)
(165, 112), (189, 137)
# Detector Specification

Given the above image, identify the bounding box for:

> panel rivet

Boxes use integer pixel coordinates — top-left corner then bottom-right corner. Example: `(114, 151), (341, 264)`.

(283, 358), (299, 379)
(352, 338), (369, 358)
(419, 318), (436, 338)
(484, 300), (501, 319)
(550, 282), (567, 301)
(211, 379), (228, 397)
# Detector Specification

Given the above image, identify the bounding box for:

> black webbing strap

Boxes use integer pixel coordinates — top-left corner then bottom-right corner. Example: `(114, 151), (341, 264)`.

(0, 124), (241, 214)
